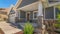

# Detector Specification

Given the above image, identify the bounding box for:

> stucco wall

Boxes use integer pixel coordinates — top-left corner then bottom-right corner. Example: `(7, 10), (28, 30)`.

(8, 9), (16, 23)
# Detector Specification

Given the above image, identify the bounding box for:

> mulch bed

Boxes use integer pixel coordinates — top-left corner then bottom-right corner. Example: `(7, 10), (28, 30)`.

(14, 31), (23, 34)
(0, 28), (4, 34)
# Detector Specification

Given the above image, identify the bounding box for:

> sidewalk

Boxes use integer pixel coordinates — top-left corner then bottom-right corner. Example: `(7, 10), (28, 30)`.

(0, 21), (22, 34)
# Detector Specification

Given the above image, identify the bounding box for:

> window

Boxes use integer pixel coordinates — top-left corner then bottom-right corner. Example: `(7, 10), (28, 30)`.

(20, 11), (26, 18)
(10, 10), (15, 14)
(44, 6), (60, 19)
(33, 11), (37, 19)
(34, 12), (37, 18)
(44, 7), (54, 19)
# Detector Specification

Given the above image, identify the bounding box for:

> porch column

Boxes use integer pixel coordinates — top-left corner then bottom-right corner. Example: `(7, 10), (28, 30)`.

(17, 10), (20, 19)
(37, 0), (45, 34)
(14, 9), (18, 23)
(15, 10), (20, 22)
(54, 6), (56, 19)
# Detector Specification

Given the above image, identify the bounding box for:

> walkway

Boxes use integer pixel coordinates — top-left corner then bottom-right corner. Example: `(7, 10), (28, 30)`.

(0, 21), (22, 34)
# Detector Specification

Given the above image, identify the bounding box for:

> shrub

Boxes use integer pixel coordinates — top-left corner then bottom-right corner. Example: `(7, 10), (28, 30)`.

(54, 24), (60, 29)
(57, 13), (60, 23)
(54, 12), (60, 29)
(54, 6), (60, 29)
(24, 22), (34, 34)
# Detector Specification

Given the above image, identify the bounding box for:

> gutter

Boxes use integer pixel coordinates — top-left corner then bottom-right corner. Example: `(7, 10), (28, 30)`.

(46, 2), (60, 8)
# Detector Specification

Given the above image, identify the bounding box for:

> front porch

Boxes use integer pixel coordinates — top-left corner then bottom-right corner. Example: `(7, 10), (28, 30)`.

(16, 11), (38, 23)
(16, 5), (58, 23)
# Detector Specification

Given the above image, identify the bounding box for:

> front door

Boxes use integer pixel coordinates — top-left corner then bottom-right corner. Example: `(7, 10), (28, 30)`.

(27, 13), (30, 21)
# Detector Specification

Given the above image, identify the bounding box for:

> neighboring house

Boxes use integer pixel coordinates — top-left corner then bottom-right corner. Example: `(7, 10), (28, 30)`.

(0, 8), (10, 21)
(8, 5), (17, 23)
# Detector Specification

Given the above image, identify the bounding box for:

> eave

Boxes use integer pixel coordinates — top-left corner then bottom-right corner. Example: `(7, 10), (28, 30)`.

(17, 1), (60, 11)
(47, 2), (60, 8)
(15, 0), (22, 8)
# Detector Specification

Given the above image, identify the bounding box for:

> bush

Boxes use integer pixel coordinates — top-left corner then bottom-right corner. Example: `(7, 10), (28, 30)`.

(57, 13), (60, 23)
(56, 5), (60, 22)
(54, 24), (60, 29)
(24, 22), (34, 34)
(54, 13), (60, 29)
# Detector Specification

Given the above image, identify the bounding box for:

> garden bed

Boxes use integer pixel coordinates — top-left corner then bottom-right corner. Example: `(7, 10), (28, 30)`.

(55, 29), (60, 33)
(0, 28), (4, 34)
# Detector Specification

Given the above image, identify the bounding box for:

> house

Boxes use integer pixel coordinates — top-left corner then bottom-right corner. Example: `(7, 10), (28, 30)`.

(9, 0), (60, 23)
(8, 0), (60, 34)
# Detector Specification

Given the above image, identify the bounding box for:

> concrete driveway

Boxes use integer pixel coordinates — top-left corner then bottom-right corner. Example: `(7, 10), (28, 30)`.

(0, 21), (22, 34)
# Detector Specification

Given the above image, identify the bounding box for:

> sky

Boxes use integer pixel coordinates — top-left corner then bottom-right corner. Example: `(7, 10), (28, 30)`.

(0, 0), (17, 8)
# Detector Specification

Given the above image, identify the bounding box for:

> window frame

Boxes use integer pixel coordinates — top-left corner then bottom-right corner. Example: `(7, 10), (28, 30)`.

(33, 11), (38, 20)
(44, 6), (56, 20)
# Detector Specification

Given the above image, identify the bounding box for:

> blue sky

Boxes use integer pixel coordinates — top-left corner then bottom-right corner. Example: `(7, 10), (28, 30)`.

(0, 0), (17, 8)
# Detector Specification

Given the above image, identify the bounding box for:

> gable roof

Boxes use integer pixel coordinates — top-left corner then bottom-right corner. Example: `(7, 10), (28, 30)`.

(15, 0), (38, 8)
(18, 0), (38, 8)
(15, 0), (60, 9)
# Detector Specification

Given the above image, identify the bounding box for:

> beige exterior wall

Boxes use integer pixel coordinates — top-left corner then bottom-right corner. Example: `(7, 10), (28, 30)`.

(0, 8), (9, 21)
